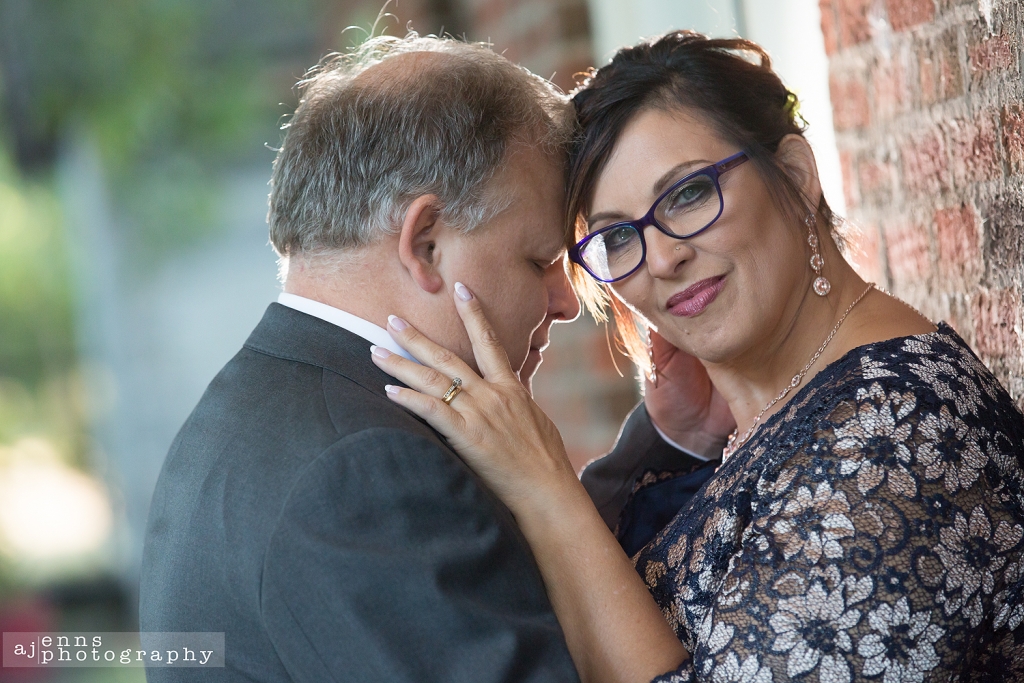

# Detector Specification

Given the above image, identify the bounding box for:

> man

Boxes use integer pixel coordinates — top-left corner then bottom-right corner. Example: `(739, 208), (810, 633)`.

(139, 35), (581, 682)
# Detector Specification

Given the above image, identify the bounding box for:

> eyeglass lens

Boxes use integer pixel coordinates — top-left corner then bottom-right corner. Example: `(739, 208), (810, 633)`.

(580, 170), (722, 281)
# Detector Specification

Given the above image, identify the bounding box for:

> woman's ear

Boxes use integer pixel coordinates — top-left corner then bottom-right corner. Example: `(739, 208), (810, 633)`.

(775, 134), (822, 212)
(398, 194), (446, 294)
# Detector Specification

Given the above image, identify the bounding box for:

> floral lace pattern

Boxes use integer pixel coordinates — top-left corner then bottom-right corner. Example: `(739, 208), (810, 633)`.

(644, 324), (1024, 682)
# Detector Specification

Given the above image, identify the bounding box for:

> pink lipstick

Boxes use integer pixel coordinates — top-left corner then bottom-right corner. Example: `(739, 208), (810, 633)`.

(666, 275), (726, 317)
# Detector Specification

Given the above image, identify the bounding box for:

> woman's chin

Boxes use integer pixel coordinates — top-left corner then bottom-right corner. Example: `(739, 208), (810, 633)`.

(658, 314), (738, 365)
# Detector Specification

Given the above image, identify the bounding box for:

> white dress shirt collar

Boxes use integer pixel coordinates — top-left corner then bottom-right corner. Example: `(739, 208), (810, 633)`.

(276, 292), (417, 362)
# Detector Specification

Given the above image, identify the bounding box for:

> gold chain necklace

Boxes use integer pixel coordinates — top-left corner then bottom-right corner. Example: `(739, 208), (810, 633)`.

(721, 282), (875, 461)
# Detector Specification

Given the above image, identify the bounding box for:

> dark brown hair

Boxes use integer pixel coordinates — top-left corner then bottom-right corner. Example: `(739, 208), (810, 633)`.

(567, 30), (838, 376)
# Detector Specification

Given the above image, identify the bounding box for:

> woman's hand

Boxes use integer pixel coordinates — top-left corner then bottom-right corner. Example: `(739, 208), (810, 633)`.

(645, 329), (736, 454)
(372, 283), (690, 682)
(370, 282), (579, 515)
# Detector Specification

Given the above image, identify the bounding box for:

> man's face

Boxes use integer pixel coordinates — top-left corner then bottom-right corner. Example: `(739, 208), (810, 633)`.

(436, 145), (580, 387)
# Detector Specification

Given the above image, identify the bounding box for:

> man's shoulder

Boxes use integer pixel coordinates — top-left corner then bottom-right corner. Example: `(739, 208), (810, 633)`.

(167, 342), (440, 486)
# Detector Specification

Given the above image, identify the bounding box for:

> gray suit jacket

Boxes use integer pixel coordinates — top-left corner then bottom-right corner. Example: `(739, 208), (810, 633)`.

(581, 403), (716, 530)
(139, 303), (579, 683)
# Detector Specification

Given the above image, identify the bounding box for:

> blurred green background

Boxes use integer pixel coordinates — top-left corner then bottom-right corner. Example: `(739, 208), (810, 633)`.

(0, 2), (453, 680)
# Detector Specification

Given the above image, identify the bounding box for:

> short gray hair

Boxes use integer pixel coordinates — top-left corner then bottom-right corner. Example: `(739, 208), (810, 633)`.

(268, 33), (571, 257)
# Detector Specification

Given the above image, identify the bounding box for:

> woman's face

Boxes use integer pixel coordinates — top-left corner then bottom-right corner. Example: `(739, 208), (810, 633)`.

(588, 107), (809, 366)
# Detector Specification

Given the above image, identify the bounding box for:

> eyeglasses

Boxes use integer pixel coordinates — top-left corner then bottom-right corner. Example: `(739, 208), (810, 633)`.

(569, 151), (749, 283)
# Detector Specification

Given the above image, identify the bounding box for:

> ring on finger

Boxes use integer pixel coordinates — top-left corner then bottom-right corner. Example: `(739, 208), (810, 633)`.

(441, 377), (463, 405)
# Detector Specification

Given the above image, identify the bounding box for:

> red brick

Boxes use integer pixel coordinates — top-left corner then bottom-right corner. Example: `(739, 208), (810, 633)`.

(830, 75), (870, 130)
(871, 57), (907, 121)
(819, 0), (840, 56)
(556, 2), (590, 41)
(919, 51), (938, 105)
(945, 113), (1001, 186)
(900, 128), (949, 195)
(969, 34), (1014, 73)
(973, 288), (1021, 358)
(858, 157), (895, 203)
(884, 221), (932, 284)
(472, 0), (512, 28)
(886, 0), (935, 32)
(847, 223), (886, 284)
(587, 323), (625, 376)
(1003, 104), (1024, 174)
(517, 21), (559, 65)
(840, 149), (859, 208)
(934, 204), (981, 282)
(918, 29), (965, 104)
(837, 0), (873, 47)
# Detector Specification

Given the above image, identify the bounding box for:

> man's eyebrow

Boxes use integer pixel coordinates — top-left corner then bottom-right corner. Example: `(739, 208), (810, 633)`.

(586, 159), (712, 230)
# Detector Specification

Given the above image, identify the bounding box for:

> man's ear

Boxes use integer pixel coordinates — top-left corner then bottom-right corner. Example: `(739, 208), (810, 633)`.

(775, 134), (823, 212)
(398, 194), (446, 294)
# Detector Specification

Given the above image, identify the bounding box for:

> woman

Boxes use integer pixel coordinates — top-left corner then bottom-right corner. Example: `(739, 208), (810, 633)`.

(371, 31), (1024, 682)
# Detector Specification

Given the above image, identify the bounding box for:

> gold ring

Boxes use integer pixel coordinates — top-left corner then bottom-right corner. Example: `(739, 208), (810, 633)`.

(441, 377), (463, 405)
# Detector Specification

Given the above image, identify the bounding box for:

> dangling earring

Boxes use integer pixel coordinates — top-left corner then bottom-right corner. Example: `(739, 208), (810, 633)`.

(646, 327), (658, 387)
(806, 213), (831, 296)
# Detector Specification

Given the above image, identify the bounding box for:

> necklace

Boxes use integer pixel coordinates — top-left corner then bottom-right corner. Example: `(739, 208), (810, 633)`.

(721, 282), (875, 461)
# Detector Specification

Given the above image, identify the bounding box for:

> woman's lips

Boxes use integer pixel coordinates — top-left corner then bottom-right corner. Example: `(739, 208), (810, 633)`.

(666, 275), (726, 317)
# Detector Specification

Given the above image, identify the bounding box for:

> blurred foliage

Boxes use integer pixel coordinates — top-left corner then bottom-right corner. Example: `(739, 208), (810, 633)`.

(0, 0), (450, 602)
(0, 0), (333, 441)
(0, 153), (74, 385)
(0, 0), (325, 261)
(0, 0), (323, 604)
(0, 150), (87, 468)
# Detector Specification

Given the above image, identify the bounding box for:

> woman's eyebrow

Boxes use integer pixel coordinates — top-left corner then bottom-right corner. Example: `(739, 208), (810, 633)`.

(652, 159), (710, 196)
(585, 210), (627, 229)
(586, 159), (713, 229)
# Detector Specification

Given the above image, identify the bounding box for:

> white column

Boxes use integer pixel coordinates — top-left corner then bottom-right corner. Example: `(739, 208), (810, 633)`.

(740, 0), (845, 214)
(588, 0), (740, 64)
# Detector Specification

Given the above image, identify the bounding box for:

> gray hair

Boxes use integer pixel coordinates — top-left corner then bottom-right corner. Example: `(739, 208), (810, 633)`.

(268, 33), (572, 257)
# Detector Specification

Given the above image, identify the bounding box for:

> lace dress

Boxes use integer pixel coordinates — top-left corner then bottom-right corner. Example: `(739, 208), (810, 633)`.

(630, 324), (1024, 682)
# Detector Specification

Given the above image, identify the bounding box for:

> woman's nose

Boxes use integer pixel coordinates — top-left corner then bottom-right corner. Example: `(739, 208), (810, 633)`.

(643, 227), (693, 278)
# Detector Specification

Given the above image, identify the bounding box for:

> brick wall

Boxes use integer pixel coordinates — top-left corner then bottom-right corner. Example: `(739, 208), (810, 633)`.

(460, 0), (593, 91)
(821, 0), (1024, 406)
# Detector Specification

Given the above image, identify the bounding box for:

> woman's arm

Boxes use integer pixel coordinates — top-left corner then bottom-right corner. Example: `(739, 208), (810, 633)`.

(511, 473), (689, 683)
(372, 287), (687, 683)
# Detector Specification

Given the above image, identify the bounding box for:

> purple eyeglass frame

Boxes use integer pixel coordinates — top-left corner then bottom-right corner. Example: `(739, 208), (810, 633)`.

(569, 151), (750, 283)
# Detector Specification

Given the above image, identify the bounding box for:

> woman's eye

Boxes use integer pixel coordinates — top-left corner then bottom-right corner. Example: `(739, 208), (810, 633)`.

(664, 177), (714, 212)
(604, 226), (638, 251)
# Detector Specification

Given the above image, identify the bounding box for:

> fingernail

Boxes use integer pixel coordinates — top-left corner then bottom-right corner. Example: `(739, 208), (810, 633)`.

(370, 345), (392, 359)
(385, 385), (400, 395)
(388, 315), (408, 331)
(454, 282), (474, 301)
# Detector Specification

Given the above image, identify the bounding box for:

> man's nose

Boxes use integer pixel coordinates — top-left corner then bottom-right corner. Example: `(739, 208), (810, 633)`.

(547, 257), (582, 323)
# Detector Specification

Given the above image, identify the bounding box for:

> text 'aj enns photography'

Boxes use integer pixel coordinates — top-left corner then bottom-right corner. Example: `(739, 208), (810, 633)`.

(2, 632), (225, 668)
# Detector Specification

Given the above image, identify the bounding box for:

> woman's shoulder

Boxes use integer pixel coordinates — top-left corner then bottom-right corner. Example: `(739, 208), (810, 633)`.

(740, 322), (1024, 504)
(798, 322), (1022, 435)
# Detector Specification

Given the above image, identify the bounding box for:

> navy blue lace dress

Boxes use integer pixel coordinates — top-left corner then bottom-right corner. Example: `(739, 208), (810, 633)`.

(622, 324), (1024, 682)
